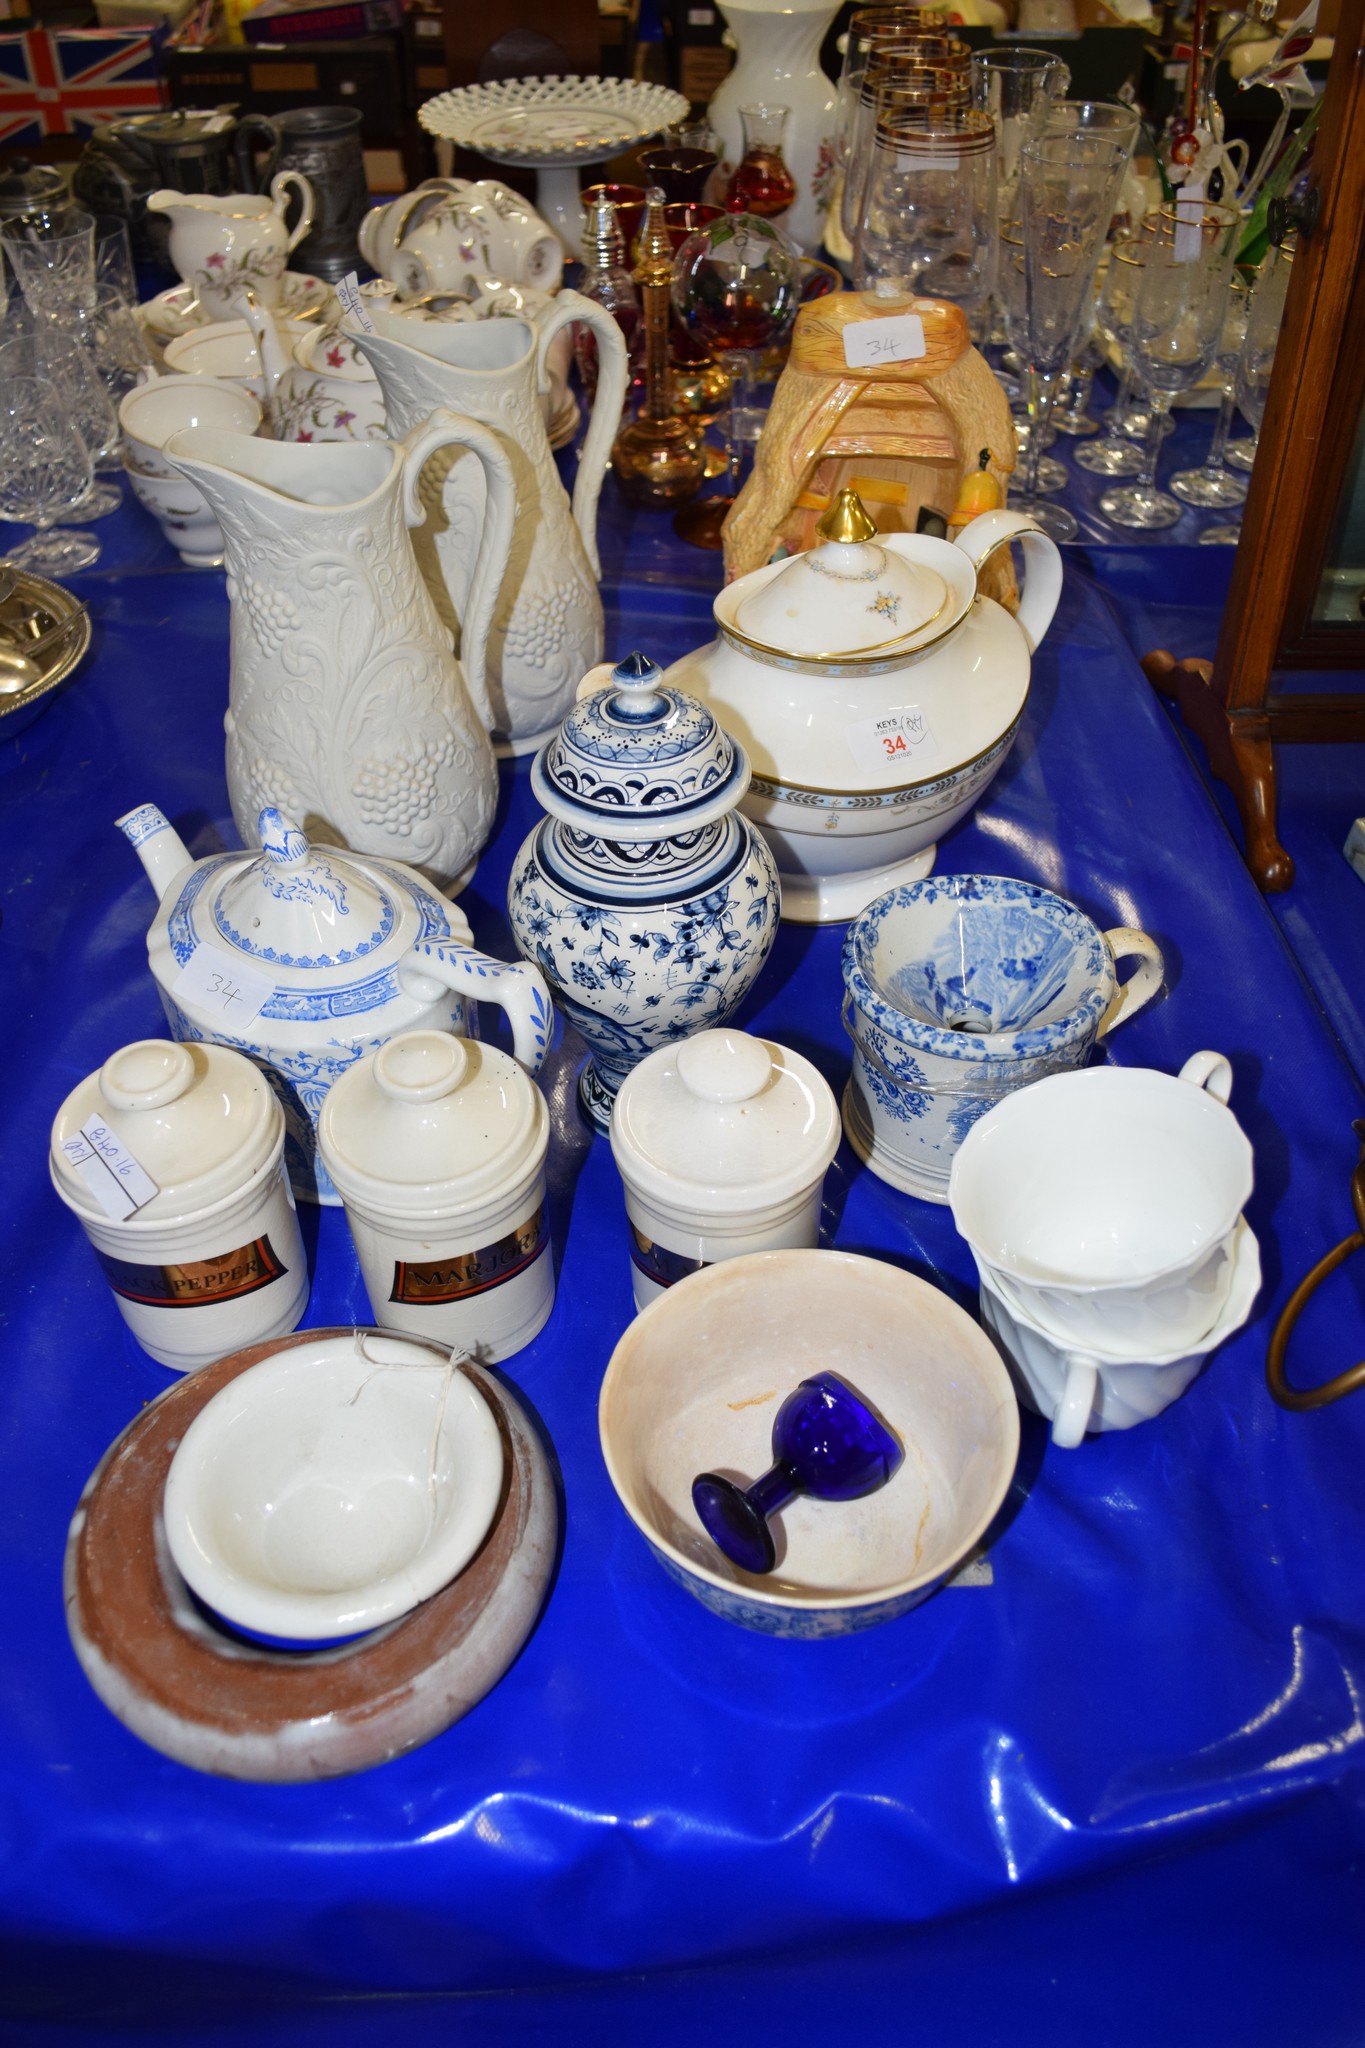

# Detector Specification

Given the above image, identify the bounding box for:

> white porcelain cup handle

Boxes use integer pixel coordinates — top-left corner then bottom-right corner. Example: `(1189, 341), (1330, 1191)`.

(1178, 1049), (1233, 1104)
(1096, 928), (1165, 1039)
(395, 941), (553, 1075)
(575, 662), (616, 702)
(399, 406), (517, 734)
(952, 508), (1063, 653)
(271, 170), (314, 253)
(534, 286), (628, 578)
(1053, 1354), (1099, 1449)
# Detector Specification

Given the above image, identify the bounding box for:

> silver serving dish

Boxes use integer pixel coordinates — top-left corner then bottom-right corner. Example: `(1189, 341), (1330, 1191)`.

(0, 569), (91, 736)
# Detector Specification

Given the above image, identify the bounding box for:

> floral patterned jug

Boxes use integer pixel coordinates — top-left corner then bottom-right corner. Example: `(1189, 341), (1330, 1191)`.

(164, 412), (515, 892)
(147, 178), (314, 319)
(345, 291), (628, 757)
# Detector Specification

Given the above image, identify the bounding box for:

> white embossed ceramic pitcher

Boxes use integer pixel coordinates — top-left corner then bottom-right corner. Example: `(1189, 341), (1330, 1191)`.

(164, 411), (516, 892)
(345, 290), (629, 756)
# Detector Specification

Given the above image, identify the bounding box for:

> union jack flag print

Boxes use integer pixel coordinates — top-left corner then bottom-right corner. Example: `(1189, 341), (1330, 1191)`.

(0, 27), (166, 147)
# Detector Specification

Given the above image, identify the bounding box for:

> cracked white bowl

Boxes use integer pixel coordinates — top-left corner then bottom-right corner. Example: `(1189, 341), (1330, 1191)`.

(163, 1330), (505, 1643)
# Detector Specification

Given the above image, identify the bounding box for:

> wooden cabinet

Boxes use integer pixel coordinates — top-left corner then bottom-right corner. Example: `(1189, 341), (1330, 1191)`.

(1143, 0), (1365, 892)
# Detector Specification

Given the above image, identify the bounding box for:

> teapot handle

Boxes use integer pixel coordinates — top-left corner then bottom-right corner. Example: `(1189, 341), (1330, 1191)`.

(953, 508), (1062, 655)
(270, 169), (314, 254)
(399, 406), (516, 736)
(533, 286), (628, 578)
(394, 940), (554, 1075)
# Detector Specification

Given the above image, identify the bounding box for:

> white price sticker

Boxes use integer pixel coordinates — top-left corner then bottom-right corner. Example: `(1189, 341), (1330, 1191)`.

(337, 269), (375, 333)
(842, 313), (927, 371)
(171, 941), (275, 1029)
(63, 1119), (159, 1222)
(846, 706), (939, 778)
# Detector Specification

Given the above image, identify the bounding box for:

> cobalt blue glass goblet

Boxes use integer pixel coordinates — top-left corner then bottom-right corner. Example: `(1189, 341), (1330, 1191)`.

(692, 1371), (903, 1575)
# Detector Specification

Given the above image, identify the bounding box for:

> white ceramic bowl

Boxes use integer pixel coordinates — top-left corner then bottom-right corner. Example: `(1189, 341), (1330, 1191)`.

(123, 456), (226, 567)
(163, 1329), (506, 1642)
(598, 1249), (1019, 1636)
(119, 374), (262, 478)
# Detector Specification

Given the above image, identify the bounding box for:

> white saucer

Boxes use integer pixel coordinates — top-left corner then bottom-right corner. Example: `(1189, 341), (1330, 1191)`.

(139, 271), (337, 342)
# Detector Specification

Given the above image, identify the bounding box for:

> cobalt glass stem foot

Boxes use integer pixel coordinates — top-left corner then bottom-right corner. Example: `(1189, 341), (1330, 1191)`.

(692, 1370), (903, 1576)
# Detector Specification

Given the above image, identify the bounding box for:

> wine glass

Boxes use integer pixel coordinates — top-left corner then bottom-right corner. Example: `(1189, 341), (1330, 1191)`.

(0, 374), (99, 574)
(996, 220), (1067, 492)
(1169, 271), (1252, 510)
(671, 211), (799, 549)
(1, 209), (96, 322)
(692, 1372), (903, 1576)
(853, 106), (997, 324)
(1013, 130), (1129, 540)
(1098, 205), (1237, 531)
(1200, 242), (1293, 545)
(0, 324), (121, 520)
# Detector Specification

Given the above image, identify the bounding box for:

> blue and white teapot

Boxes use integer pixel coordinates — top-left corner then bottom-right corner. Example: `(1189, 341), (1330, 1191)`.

(120, 802), (552, 1203)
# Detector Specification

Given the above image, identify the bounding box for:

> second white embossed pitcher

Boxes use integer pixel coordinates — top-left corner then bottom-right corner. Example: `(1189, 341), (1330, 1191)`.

(165, 411), (516, 892)
(346, 290), (628, 755)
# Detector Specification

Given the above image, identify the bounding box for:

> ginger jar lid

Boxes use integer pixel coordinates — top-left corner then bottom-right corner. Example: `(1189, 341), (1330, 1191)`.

(731, 489), (951, 661)
(531, 652), (750, 845)
(50, 1038), (281, 1222)
(317, 1030), (549, 1217)
(610, 1029), (841, 1216)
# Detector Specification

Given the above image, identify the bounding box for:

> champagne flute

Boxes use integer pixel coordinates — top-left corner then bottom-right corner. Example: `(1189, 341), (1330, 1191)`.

(1200, 241), (1293, 545)
(1170, 271), (1251, 510)
(1012, 130), (1129, 541)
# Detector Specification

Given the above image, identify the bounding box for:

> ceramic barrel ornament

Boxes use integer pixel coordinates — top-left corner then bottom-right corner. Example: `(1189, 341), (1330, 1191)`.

(50, 1040), (308, 1372)
(507, 653), (781, 1133)
(720, 293), (1015, 588)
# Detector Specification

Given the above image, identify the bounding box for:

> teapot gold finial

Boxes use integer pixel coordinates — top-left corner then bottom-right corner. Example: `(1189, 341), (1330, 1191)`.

(818, 487), (878, 547)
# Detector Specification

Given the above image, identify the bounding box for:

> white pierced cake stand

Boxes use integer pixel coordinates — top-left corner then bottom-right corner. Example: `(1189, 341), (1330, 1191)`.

(419, 74), (690, 254)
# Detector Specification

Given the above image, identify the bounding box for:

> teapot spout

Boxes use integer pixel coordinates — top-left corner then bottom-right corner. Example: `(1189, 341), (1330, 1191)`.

(116, 803), (193, 904)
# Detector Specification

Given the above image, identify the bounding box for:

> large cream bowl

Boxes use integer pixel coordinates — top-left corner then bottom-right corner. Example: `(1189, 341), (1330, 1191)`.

(664, 491), (1062, 924)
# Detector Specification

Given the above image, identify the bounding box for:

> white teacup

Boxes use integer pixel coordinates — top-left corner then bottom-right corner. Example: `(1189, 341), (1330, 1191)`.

(948, 1051), (1254, 1356)
(119, 373), (262, 478)
(124, 456), (228, 567)
(978, 1218), (1262, 1447)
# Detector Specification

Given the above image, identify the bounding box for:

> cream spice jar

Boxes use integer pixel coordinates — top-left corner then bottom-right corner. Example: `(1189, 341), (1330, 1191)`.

(609, 1028), (842, 1311)
(50, 1039), (308, 1372)
(317, 1030), (553, 1363)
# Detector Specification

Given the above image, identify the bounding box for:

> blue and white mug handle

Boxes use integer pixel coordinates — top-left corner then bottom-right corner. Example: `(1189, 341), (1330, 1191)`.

(396, 942), (554, 1075)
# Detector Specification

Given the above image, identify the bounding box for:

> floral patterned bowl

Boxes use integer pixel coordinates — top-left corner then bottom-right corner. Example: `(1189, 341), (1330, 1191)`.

(841, 874), (1164, 1204)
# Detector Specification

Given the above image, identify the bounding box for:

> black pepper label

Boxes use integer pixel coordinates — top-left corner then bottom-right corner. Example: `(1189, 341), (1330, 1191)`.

(96, 1236), (287, 1307)
(390, 1204), (548, 1305)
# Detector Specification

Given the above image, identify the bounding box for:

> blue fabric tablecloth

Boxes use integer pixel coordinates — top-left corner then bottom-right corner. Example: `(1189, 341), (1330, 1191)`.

(2, 480), (1363, 2043)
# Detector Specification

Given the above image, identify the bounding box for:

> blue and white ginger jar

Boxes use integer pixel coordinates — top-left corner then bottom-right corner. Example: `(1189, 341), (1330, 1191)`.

(507, 652), (781, 1132)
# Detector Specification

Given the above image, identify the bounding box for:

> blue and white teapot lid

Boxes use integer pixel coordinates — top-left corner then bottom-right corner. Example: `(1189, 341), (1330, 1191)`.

(531, 652), (750, 845)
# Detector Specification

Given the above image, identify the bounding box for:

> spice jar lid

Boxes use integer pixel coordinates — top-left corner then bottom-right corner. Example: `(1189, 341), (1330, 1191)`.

(317, 1030), (549, 1217)
(731, 488), (950, 660)
(531, 651), (750, 844)
(50, 1039), (281, 1223)
(610, 1028), (841, 1216)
